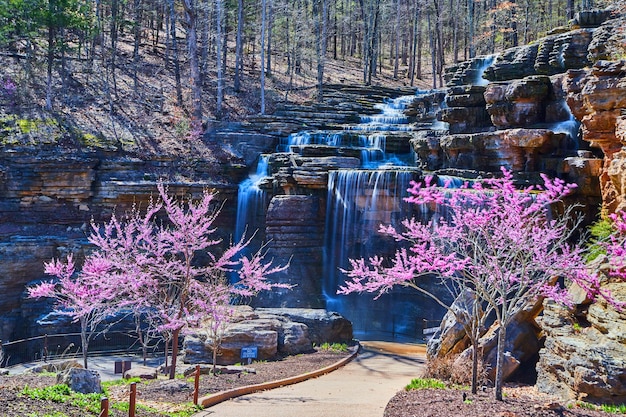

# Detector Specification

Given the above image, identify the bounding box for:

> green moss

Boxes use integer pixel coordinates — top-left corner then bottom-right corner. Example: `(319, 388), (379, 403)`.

(17, 118), (38, 134)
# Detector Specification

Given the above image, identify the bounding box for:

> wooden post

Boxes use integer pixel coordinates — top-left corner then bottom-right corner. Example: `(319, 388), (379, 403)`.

(193, 364), (200, 405)
(100, 397), (109, 417)
(43, 334), (48, 362)
(129, 382), (137, 417)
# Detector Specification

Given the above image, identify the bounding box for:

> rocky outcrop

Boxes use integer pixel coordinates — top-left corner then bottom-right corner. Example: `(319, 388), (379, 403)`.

(428, 292), (543, 383)
(57, 368), (102, 394)
(484, 76), (551, 128)
(182, 307), (353, 365)
(566, 60), (626, 213)
(0, 149), (242, 345)
(440, 85), (492, 134)
(482, 28), (595, 82)
(536, 275), (626, 403)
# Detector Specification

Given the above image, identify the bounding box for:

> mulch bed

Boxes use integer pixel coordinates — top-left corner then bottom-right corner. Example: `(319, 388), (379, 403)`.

(384, 385), (618, 417)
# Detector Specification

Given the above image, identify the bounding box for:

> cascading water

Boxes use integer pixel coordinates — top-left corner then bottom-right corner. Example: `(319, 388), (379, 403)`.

(323, 168), (436, 340)
(234, 90), (448, 340)
(549, 99), (581, 147)
(472, 55), (496, 86)
(235, 155), (271, 242)
(320, 92), (448, 340)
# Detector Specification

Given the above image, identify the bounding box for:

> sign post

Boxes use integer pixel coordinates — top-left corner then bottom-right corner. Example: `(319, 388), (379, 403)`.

(240, 346), (258, 365)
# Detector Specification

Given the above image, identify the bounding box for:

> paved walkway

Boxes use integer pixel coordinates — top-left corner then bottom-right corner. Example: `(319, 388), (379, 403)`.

(194, 341), (426, 417)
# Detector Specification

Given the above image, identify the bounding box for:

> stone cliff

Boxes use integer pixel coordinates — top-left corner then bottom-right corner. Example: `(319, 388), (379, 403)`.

(0, 148), (242, 344)
(422, 9), (626, 401)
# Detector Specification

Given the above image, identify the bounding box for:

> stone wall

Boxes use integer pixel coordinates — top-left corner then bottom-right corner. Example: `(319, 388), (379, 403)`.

(0, 148), (242, 343)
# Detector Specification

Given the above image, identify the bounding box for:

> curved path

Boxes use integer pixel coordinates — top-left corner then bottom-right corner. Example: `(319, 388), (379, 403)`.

(194, 341), (426, 417)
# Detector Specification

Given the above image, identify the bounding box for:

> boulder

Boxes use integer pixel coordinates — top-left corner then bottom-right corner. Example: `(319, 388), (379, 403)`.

(426, 289), (475, 358)
(536, 286), (626, 403)
(257, 308), (354, 345)
(428, 292), (543, 384)
(124, 365), (157, 380)
(57, 368), (101, 394)
(182, 308), (353, 366)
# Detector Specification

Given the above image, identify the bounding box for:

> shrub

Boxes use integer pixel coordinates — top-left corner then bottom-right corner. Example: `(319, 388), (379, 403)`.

(405, 378), (447, 390)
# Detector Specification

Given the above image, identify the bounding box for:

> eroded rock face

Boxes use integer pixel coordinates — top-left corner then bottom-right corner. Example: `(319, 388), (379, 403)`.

(565, 60), (626, 213)
(0, 149), (241, 345)
(483, 28), (594, 82)
(427, 292), (543, 384)
(182, 307), (353, 365)
(536, 277), (626, 403)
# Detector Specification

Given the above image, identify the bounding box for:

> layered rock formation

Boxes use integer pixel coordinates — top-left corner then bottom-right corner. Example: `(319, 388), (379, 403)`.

(536, 268), (626, 403)
(182, 307), (353, 365)
(423, 10), (626, 399)
(565, 60), (626, 213)
(0, 149), (242, 344)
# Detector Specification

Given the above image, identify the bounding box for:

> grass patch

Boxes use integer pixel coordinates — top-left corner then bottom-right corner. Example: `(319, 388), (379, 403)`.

(317, 342), (349, 352)
(405, 378), (447, 390)
(601, 403), (626, 413)
(574, 401), (626, 414)
(20, 384), (102, 413)
(20, 381), (201, 417)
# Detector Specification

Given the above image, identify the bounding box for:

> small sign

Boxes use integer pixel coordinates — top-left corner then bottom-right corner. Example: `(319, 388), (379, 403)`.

(240, 346), (258, 364)
(423, 327), (439, 335)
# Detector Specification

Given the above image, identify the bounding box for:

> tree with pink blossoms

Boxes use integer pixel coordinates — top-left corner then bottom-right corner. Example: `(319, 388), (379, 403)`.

(339, 168), (612, 401)
(87, 181), (289, 379)
(28, 253), (117, 369)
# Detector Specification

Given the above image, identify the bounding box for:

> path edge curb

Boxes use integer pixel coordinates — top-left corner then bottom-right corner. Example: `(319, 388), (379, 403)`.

(198, 343), (360, 408)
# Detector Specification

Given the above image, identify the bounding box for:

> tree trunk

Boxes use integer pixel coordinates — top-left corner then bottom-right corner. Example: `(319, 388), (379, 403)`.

(110, 0), (119, 95)
(80, 316), (89, 370)
(260, 0), (267, 114)
(471, 336), (479, 394)
(266, 0), (274, 76)
(212, 341), (218, 375)
(46, 7), (55, 111)
(315, 0), (328, 100)
(494, 323), (506, 401)
(215, 0), (224, 117)
(169, 328), (180, 379)
(393, 0), (400, 78)
(234, 0), (244, 91)
(167, 0), (183, 106)
(428, 11), (436, 88)
(183, 0), (203, 126)
(133, 0), (143, 94)
(566, 0), (574, 21)
(468, 0), (475, 58)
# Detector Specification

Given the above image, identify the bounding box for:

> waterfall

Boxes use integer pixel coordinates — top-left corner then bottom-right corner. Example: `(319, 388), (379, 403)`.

(549, 99), (581, 147)
(323, 168), (439, 340)
(235, 155), (271, 242)
(346, 95), (417, 132)
(473, 55), (496, 86)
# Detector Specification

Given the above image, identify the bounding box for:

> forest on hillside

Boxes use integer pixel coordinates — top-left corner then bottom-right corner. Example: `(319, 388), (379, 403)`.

(0, 0), (623, 153)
